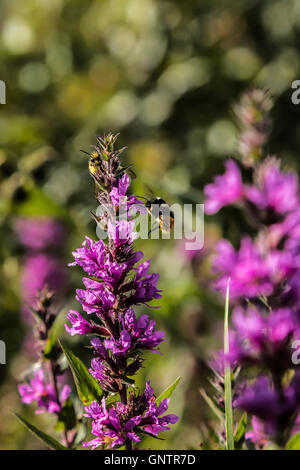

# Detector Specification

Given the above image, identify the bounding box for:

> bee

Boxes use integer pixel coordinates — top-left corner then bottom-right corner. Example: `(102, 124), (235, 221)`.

(88, 151), (102, 177)
(140, 196), (174, 234)
(80, 149), (136, 180)
(80, 149), (102, 177)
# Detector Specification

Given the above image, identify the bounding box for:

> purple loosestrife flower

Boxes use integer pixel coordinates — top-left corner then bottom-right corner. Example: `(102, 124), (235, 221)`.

(19, 368), (70, 415)
(17, 217), (67, 328)
(213, 237), (300, 300)
(22, 254), (67, 304)
(235, 376), (298, 439)
(212, 238), (273, 299)
(203, 90), (300, 447)
(104, 308), (164, 355)
(76, 280), (115, 317)
(110, 174), (145, 214)
(66, 134), (178, 449)
(228, 306), (297, 373)
(83, 382), (178, 449)
(245, 158), (299, 217)
(204, 159), (243, 214)
(15, 217), (65, 251)
(17, 288), (76, 448)
(65, 310), (94, 336)
(246, 417), (269, 449)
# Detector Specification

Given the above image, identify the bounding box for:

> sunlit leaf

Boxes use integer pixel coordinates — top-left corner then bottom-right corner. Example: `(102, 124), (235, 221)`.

(60, 341), (104, 405)
(14, 413), (68, 450)
(156, 376), (180, 406)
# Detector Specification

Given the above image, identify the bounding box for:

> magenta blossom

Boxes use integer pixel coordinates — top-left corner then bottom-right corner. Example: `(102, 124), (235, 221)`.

(21, 254), (67, 304)
(66, 134), (178, 449)
(104, 309), (164, 356)
(245, 158), (299, 216)
(204, 159), (243, 214)
(18, 368), (70, 415)
(228, 307), (297, 372)
(110, 174), (145, 214)
(235, 376), (297, 438)
(246, 417), (269, 449)
(83, 382), (178, 449)
(65, 310), (94, 336)
(212, 238), (273, 299)
(15, 217), (65, 251)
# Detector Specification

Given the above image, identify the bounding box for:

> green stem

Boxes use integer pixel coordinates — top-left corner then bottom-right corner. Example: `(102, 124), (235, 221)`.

(224, 279), (234, 450)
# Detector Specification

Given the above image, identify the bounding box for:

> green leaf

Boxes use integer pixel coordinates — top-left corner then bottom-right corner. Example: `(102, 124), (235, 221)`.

(73, 421), (88, 447)
(14, 413), (68, 450)
(156, 376), (181, 406)
(200, 441), (213, 450)
(199, 388), (223, 423)
(138, 429), (164, 440)
(44, 331), (60, 360)
(60, 341), (104, 405)
(105, 393), (119, 406)
(224, 279), (234, 450)
(234, 412), (247, 449)
(286, 431), (300, 450)
(56, 398), (77, 432)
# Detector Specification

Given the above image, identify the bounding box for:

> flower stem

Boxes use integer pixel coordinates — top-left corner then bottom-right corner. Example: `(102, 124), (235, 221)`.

(49, 359), (70, 448)
(120, 384), (132, 450)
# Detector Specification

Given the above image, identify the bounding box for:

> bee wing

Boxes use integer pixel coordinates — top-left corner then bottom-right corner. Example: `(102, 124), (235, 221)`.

(144, 184), (156, 199)
(159, 204), (174, 232)
(116, 164), (136, 179)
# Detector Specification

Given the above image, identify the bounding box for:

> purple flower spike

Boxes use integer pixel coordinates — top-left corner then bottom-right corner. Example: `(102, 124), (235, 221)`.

(65, 134), (178, 449)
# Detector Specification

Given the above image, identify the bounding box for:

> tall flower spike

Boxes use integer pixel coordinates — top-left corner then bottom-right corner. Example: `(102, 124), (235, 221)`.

(65, 133), (178, 449)
(203, 89), (300, 448)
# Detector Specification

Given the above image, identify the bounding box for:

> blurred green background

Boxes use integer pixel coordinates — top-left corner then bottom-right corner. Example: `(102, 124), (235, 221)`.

(1, 0), (300, 450)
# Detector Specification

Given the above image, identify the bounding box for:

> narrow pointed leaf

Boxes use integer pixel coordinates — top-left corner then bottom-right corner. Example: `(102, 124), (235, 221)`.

(156, 376), (180, 406)
(234, 412), (247, 448)
(199, 387), (223, 422)
(14, 413), (68, 450)
(60, 341), (104, 405)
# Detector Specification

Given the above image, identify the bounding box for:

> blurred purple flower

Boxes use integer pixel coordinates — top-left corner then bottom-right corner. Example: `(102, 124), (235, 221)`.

(245, 158), (299, 216)
(213, 238), (273, 299)
(21, 254), (67, 308)
(204, 159), (243, 214)
(18, 368), (70, 415)
(246, 416), (269, 449)
(228, 306), (297, 372)
(15, 217), (65, 251)
(235, 376), (296, 438)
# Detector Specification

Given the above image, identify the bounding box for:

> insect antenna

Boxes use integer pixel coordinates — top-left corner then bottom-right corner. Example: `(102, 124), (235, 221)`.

(80, 149), (90, 156)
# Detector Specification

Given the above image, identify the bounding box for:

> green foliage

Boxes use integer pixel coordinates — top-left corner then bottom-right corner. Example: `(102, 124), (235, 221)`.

(60, 341), (104, 406)
(56, 398), (77, 432)
(234, 413), (247, 449)
(286, 431), (300, 450)
(156, 377), (180, 406)
(14, 413), (69, 450)
(3, 0), (300, 451)
(224, 280), (234, 450)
